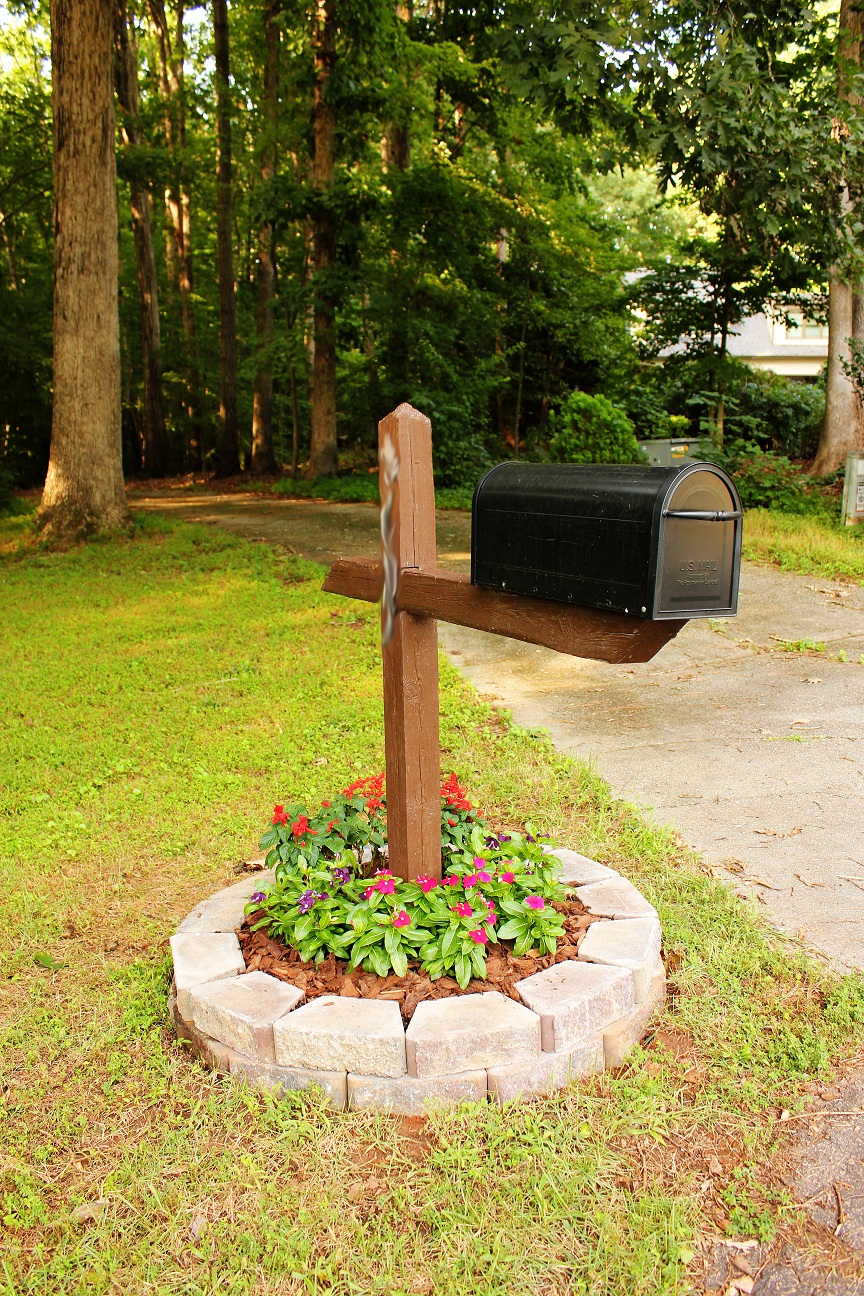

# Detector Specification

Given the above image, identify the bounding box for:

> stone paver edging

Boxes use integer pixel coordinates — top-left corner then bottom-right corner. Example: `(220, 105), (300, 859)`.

(169, 848), (666, 1114)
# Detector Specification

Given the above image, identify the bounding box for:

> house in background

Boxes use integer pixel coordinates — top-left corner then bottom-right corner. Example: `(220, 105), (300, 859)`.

(725, 309), (827, 379)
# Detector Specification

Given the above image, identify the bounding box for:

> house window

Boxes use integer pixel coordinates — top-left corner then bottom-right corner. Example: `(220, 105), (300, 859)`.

(779, 310), (828, 341)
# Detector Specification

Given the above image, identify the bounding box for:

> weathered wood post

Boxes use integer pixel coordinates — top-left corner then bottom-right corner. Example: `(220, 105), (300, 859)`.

(378, 404), (442, 882)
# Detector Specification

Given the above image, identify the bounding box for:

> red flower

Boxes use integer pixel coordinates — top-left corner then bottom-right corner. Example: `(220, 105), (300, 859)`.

(272, 804), (288, 826)
(447, 818), (456, 827)
(291, 815), (310, 839)
(344, 772), (385, 800)
(327, 819), (338, 832)
(440, 773), (472, 812)
(322, 801), (331, 808)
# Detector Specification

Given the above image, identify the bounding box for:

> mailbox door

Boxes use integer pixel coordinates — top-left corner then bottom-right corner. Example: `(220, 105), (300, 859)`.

(654, 466), (741, 617)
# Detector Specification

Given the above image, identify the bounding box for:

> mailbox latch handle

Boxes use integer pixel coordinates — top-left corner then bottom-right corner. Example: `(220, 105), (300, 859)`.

(662, 509), (743, 521)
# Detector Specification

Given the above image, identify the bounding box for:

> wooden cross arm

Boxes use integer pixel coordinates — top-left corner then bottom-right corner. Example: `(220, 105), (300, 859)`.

(323, 557), (685, 664)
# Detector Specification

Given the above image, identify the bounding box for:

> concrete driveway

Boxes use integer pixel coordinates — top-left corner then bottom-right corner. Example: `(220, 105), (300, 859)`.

(134, 491), (864, 970)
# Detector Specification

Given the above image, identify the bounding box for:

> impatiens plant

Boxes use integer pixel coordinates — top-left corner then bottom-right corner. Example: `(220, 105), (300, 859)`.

(250, 774), (566, 988)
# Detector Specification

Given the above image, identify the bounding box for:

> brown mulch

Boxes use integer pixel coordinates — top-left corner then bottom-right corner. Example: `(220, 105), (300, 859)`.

(238, 899), (600, 1023)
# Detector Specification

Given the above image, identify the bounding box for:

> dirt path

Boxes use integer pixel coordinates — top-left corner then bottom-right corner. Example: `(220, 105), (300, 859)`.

(135, 491), (864, 971)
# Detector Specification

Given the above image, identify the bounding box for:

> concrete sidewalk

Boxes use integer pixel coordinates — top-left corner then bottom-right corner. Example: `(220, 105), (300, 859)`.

(135, 491), (864, 971)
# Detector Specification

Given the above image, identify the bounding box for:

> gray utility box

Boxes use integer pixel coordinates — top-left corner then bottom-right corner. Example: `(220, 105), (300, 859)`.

(842, 452), (864, 526)
(471, 461), (742, 621)
(638, 438), (699, 467)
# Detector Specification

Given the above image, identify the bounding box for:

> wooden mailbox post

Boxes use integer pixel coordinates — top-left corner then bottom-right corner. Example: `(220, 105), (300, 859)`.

(323, 404), (687, 882)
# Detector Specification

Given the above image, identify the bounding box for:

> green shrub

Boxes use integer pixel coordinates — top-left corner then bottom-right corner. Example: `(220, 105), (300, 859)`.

(700, 438), (827, 514)
(549, 390), (644, 464)
(734, 369), (824, 460)
(642, 357), (825, 457)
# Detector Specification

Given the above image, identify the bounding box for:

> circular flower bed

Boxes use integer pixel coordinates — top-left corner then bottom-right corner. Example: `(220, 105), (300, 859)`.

(169, 774), (666, 1113)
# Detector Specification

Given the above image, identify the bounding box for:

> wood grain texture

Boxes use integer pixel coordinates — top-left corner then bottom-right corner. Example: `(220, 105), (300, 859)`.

(323, 558), (686, 664)
(378, 406), (441, 880)
(378, 403), (436, 569)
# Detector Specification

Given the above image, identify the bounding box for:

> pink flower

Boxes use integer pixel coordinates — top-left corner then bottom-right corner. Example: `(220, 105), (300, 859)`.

(377, 878), (396, 895)
(469, 928), (488, 944)
(364, 886), (376, 899)
(392, 910), (411, 928)
(463, 873), (478, 889)
(452, 901), (473, 918)
(415, 875), (438, 893)
(472, 856), (486, 868)
(484, 901), (497, 922)
(525, 895), (545, 911)
(476, 870), (491, 883)
(441, 875), (460, 887)
(499, 871), (515, 884)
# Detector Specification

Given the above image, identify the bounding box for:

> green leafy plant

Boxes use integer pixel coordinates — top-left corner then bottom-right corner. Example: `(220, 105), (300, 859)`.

(549, 390), (644, 465)
(251, 775), (566, 987)
(699, 437), (825, 513)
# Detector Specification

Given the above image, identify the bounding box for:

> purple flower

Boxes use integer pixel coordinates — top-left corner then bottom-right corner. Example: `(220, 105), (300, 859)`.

(297, 889), (318, 914)
(331, 867), (351, 886)
(249, 891), (267, 905)
(484, 835), (498, 849)
(497, 834), (511, 844)
(525, 834), (535, 844)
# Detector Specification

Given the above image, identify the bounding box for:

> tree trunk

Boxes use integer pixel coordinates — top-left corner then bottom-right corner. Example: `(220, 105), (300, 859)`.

(813, 0), (864, 473)
(39, 0), (132, 542)
(114, 0), (167, 477)
(212, 0), (240, 476)
(251, 0), (280, 476)
(307, 0), (338, 479)
(148, 0), (203, 468)
(813, 277), (864, 472)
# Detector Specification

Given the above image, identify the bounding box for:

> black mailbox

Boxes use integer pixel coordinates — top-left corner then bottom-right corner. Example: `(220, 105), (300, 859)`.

(471, 461), (742, 620)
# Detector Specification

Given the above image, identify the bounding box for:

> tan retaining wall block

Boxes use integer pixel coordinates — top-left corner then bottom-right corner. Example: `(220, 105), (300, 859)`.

(406, 992), (540, 1078)
(348, 1069), (487, 1114)
(516, 960), (634, 1052)
(273, 997), (407, 1077)
(186, 971), (304, 1062)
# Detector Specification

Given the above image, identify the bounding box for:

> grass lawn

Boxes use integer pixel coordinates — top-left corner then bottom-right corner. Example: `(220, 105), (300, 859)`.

(743, 508), (864, 584)
(2, 510), (864, 1295)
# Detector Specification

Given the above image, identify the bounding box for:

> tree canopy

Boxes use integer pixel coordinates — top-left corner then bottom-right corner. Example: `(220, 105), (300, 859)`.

(0, 0), (859, 497)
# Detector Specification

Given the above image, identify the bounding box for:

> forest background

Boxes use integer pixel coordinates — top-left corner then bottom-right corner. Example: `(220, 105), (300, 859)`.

(3, 0), (864, 528)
